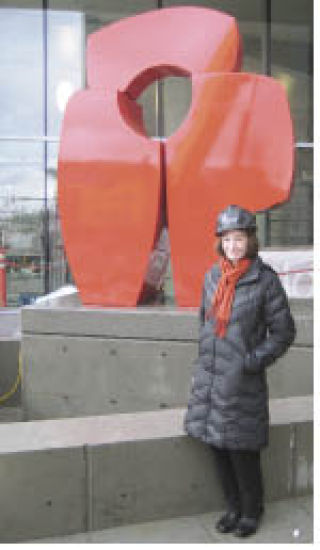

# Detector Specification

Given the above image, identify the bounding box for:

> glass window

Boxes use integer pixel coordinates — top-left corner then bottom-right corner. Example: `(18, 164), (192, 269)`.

(0, 141), (44, 199)
(269, 148), (313, 246)
(136, 81), (160, 138)
(2, 199), (45, 306)
(47, 10), (85, 137)
(271, 0), (313, 143)
(46, 142), (71, 291)
(49, 0), (159, 33)
(47, 1), (159, 137)
(136, 77), (192, 139)
(47, 198), (71, 291)
(162, 77), (191, 138)
(0, 5), (43, 137)
(47, 141), (58, 201)
(0, 140), (45, 305)
(5, 223), (45, 305)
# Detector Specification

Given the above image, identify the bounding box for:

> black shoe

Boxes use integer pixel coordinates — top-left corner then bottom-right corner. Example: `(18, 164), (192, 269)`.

(233, 516), (260, 538)
(215, 511), (240, 534)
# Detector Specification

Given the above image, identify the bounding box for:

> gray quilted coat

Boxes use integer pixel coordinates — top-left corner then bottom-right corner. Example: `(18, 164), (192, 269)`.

(184, 256), (296, 450)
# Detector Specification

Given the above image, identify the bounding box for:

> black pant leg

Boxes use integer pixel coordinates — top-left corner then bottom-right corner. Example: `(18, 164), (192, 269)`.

(211, 446), (241, 513)
(229, 449), (264, 518)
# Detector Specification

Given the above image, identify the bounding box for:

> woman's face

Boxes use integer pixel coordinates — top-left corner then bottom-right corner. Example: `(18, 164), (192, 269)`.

(221, 229), (248, 264)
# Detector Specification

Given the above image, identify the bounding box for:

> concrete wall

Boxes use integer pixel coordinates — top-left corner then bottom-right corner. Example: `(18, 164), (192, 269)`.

(0, 396), (313, 542)
(0, 339), (21, 407)
(0, 308), (21, 338)
(21, 300), (313, 420)
(0, 309), (21, 408)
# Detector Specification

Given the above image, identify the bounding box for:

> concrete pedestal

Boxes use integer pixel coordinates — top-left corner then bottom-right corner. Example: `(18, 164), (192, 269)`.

(21, 300), (312, 420)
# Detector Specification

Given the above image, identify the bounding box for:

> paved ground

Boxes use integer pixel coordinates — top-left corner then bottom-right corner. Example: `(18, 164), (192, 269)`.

(30, 495), (312, 544)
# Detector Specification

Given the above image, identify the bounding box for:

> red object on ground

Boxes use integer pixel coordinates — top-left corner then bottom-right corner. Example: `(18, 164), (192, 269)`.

(0, 248), (7, 307)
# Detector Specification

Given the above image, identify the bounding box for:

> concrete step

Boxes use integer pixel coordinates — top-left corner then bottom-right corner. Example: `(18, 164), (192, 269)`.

(0, 395), (312, 542)
(21, 300), (312, 344)
(29, 494), (313, 544)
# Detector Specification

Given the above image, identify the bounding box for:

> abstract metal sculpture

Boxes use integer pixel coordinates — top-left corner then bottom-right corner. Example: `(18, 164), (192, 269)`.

(58, 7), (294, 307)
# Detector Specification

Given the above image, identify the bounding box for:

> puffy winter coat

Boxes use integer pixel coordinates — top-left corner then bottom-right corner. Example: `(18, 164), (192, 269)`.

(184, 255), (296, 450)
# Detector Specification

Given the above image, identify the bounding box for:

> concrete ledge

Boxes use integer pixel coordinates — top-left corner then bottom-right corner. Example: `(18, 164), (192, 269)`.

(0, 396), (312, 453)
(22, 306), (199, 340)
(22, 300), (312, 345)
(0, 396), (313, 542)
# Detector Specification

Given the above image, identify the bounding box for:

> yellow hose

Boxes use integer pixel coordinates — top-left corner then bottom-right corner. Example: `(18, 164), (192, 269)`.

(0, 349), (22, 404)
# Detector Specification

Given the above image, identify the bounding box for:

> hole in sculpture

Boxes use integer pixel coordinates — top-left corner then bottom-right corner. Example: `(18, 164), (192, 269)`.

(137, 75), (192, 138)
(119, 65), (192, 139)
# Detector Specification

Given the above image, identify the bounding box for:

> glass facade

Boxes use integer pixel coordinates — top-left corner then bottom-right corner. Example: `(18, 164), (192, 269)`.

(0, 0), (313, 306)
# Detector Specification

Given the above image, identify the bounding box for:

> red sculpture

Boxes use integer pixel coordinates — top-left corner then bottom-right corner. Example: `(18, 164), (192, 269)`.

(58, 7), (294, 307)
(167, 73), (294, 305)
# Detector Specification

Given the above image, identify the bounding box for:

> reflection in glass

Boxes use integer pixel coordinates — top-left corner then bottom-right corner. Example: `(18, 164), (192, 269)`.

(49, 1), (158, 35)
(2, 199), (45, 306)
(271, 0), (313, 142)
(162, 77), (192, 138)
(0, 140), (45, 305)
(47, 199), (71, 292)
(48, 10), (84, 136)
(47, 141), (59, 200)
(136, 81), (159, 138)
(0, 141), (44, 200)
(48, 1), (159, 137)
(136, 77), (192, 139)
(269, 148), (313, 246)
(0, 7), (43, 137)
(46, 144), (72, 291)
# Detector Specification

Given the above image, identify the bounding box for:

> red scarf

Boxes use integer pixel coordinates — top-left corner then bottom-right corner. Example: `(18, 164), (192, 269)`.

(207, 257), (251, 338)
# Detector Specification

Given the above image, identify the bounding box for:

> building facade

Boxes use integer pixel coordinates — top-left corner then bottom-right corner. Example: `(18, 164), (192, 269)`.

(0, 0), (313, 306)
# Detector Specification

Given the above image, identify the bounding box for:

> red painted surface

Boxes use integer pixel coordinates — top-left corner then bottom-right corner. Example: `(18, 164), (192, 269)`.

(58, 90), (161, 306)
(58, 7), (242, 306)
(58, 7), (294, 307)
(166, 73), (295, 306)
(86, 6), (241, 94)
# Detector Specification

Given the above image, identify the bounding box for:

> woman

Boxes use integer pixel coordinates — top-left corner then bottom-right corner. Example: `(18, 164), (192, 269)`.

(184, 204), (295, 538)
